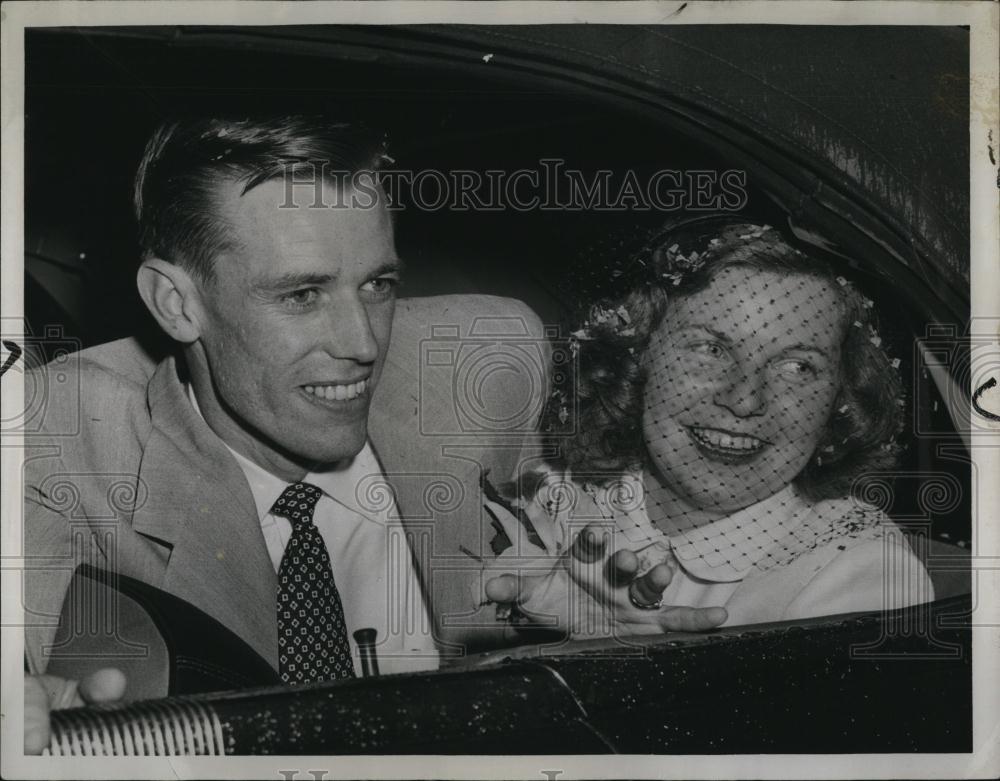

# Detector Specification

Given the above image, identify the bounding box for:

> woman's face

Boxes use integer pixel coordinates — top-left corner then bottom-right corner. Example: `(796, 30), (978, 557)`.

(642, 265), (844, 514)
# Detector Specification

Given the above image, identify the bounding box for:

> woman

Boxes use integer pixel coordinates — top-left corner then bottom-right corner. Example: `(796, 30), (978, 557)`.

(480, 215), (934, 639)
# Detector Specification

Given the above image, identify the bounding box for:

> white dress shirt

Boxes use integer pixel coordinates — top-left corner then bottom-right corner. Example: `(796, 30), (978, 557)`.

(187, 386), (439, 675)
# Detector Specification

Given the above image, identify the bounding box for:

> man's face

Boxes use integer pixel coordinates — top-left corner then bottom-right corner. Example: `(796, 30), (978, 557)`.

(191, 179), (399, 477)
(642, 266), (844, 515)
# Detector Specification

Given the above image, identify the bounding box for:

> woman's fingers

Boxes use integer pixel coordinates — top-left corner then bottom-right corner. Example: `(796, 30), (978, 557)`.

(485, 573), (522, 604)
(609, 549), (639, 586)
(630, 562), (674, 606)
(657, 605), (728, 632)
(570, 524), (608, 564)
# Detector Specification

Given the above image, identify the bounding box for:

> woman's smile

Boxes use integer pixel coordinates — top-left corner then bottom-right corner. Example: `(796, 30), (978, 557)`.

(686, 425), (769, 463)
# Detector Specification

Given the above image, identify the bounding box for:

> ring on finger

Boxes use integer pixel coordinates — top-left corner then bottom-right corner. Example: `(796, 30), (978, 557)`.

(627, 581), (663, 610)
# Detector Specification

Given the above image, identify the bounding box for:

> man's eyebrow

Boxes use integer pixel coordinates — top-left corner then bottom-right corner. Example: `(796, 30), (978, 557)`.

(251, 259), (404, 293)
(252, 272), (335, 293)
(373, 258), (405, 278)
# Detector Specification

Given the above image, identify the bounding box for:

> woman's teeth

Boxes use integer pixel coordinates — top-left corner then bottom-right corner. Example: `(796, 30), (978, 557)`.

(690, 427), (765, 452)
(303, 379), (368, 402)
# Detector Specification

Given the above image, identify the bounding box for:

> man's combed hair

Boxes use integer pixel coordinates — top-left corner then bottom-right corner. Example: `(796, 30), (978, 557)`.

(548, 216), (905, 502)
(133, 116), (389, 281)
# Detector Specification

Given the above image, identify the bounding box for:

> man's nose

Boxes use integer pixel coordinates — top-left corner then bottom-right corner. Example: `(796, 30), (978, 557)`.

(713, 365), (768, 417)
(324, 297), (379, 364)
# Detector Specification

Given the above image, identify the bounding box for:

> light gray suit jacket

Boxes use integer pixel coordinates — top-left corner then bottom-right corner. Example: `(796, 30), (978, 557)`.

(23, 295), (547, 678)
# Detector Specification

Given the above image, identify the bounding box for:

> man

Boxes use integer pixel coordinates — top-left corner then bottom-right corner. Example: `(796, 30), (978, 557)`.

(22, 115), (722, 753)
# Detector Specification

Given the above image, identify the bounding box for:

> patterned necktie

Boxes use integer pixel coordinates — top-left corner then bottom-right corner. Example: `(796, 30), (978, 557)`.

(272, 482), (355, 684)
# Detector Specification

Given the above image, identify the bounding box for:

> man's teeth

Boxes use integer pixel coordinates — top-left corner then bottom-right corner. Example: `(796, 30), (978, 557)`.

(303, 379), (368, 402)
(690, 427), (764, 451)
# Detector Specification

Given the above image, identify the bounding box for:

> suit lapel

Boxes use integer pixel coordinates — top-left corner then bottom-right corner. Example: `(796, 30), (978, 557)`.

(131, 357), (279, 670)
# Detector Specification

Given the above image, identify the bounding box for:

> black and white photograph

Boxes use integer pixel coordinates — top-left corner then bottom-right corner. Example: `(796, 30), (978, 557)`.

(1, 1), (998, 778)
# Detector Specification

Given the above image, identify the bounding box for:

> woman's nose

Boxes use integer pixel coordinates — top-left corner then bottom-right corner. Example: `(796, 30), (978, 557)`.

(713, 366), (768, 417)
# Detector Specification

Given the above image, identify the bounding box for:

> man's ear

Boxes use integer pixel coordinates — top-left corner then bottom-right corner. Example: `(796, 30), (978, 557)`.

(136, 258), (205, 343)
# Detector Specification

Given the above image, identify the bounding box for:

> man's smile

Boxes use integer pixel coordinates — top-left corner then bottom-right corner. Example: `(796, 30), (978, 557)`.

(301, 377), (371, 404)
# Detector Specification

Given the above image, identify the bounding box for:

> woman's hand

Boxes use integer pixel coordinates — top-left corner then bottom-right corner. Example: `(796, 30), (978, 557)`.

(485, 522), (727, 638)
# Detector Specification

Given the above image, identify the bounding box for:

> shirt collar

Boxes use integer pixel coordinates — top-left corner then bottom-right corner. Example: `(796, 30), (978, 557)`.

(663, 483), (810, 582)
(587, 473), (811, 582)
(185, 383), (382, 522)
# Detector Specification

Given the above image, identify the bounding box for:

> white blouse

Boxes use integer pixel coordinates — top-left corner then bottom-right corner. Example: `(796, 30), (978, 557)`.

(480, 470), (935, 630)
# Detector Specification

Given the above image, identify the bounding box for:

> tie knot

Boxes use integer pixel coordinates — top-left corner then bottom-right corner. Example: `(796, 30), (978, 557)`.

(270, 482), (323, 524)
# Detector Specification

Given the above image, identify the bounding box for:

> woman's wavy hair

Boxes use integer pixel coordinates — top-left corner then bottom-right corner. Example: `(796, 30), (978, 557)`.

(547, 215), (905, 501)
